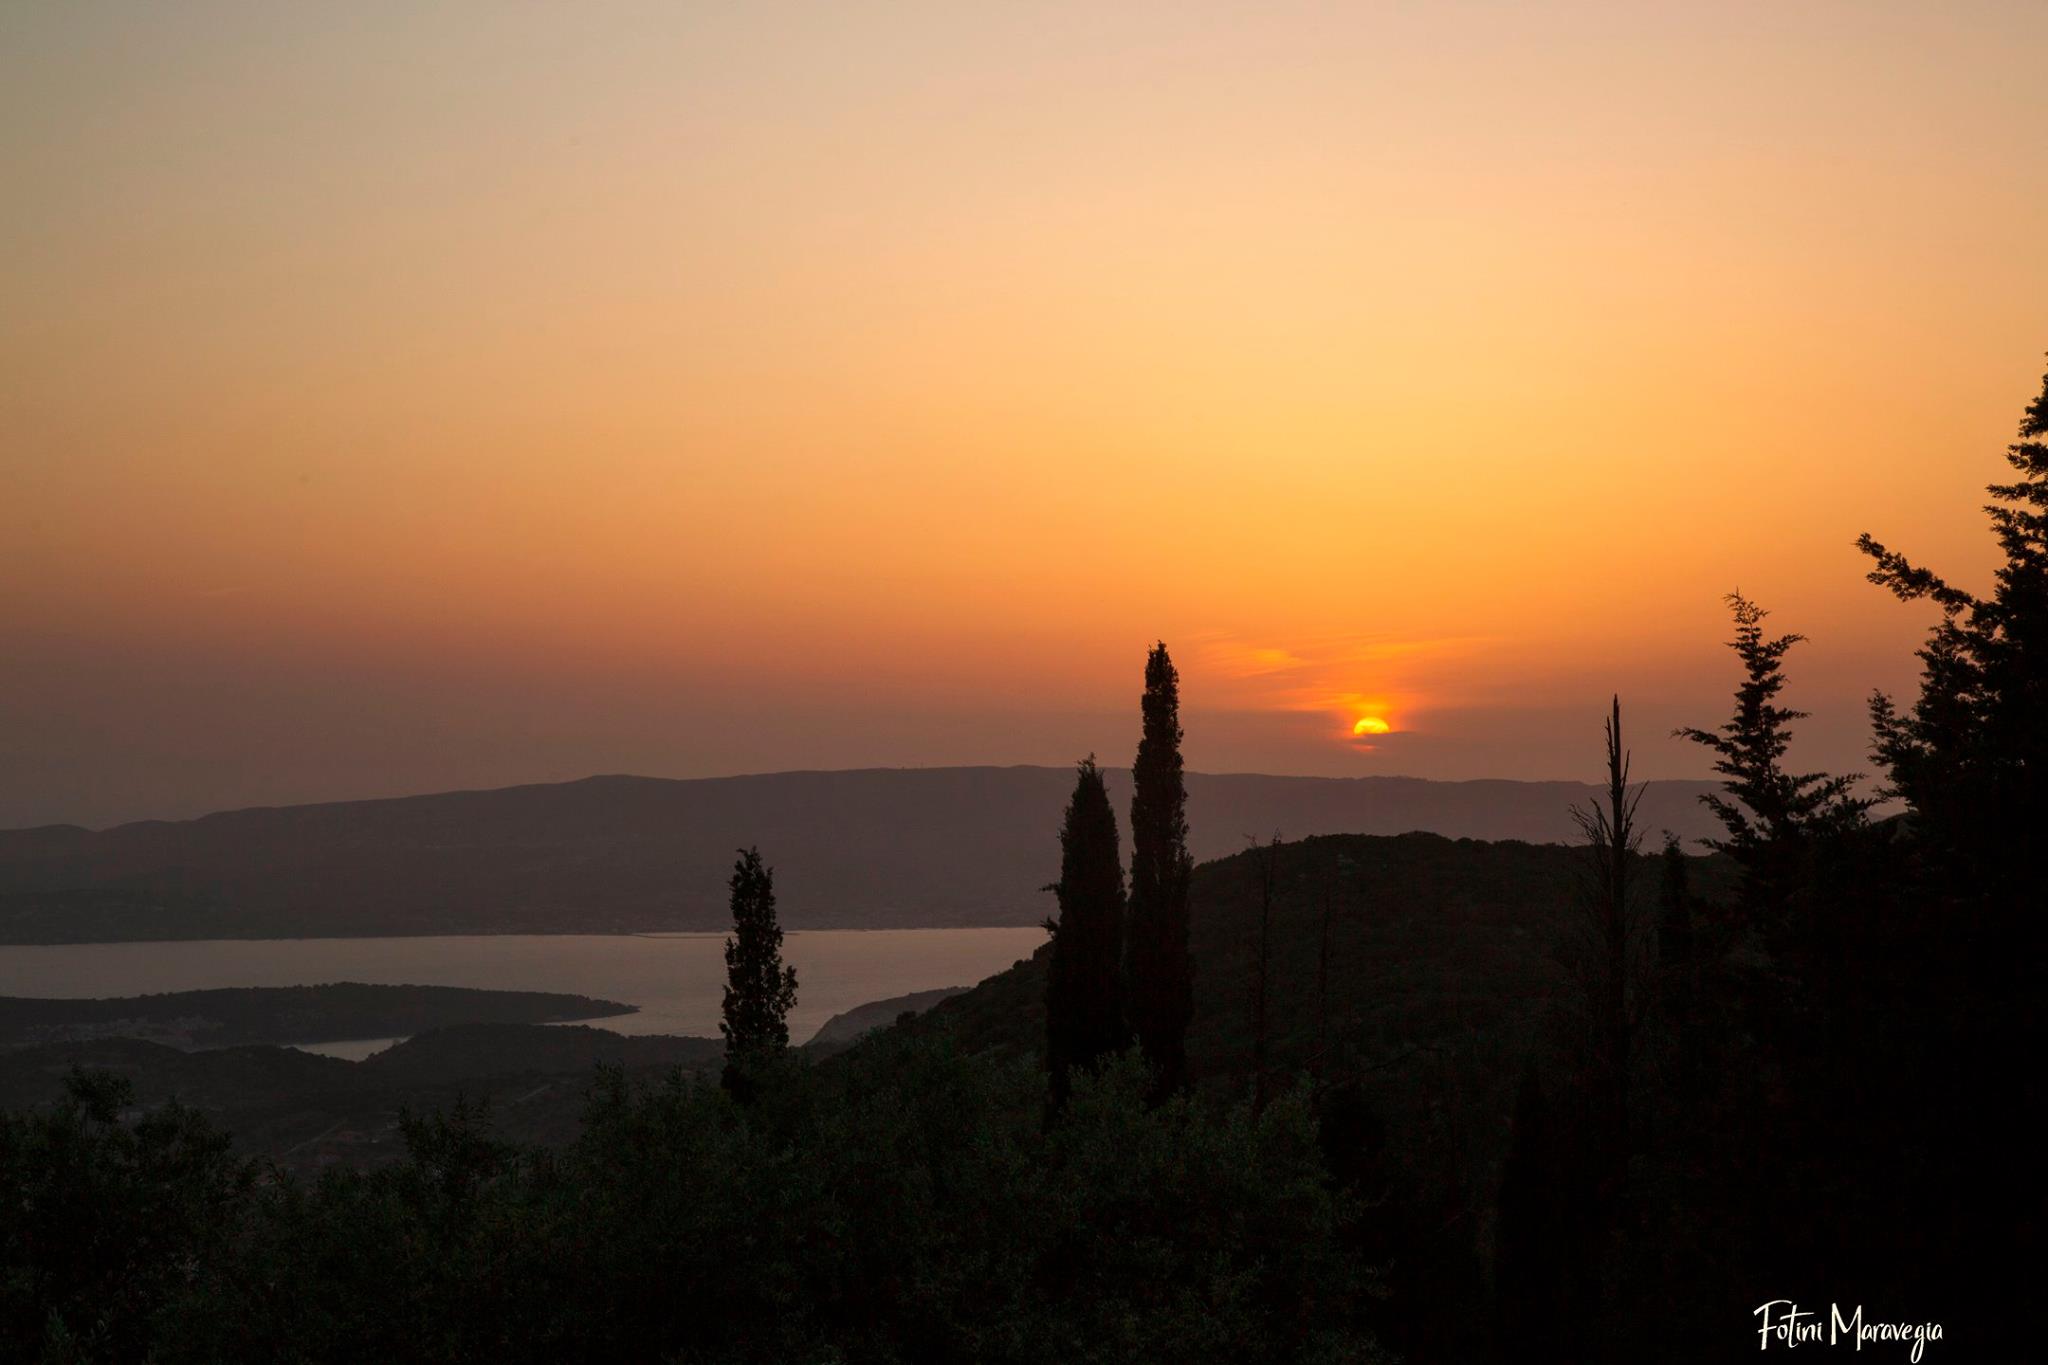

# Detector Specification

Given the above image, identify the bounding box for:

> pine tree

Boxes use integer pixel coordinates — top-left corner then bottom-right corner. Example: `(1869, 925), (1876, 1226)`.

(1127, 641), (1194, 1100)
(720, 846), (797, 1092)
(1044, 757), (1129, 1112)
(1848, 358), (2048, 1356)
(1859, 359), (2048, 939)
(1675, 592), (1864, 918)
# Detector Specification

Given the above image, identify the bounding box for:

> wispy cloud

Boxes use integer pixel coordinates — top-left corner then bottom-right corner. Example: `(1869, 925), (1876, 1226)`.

(1185, 631), (1492, 733)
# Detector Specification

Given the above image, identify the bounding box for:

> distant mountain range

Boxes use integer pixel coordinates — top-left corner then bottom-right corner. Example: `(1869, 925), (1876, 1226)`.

(0, 767), (1723, 943)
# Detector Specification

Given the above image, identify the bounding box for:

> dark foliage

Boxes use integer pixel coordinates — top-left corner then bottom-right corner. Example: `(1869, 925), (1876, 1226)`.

(0, 1072), (249, 1361)
(1860, 359), (2048, 952)
(720, 846), (797, 1093)
(1044, 757), (1129, 1111)
(0, 1039), (1387, 1364)
(1655, 833), (1693, 977)
(1493, 1066), (1565, 1363)
(1676, 592), (1866, 921)
(1848, 361), (2048, 1350)
(1127, 642), (1194, 1101)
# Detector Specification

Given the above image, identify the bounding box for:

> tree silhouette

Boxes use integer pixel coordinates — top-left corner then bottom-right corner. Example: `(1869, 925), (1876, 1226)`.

(1570, 697), (1647, 1156)
(1655, 831), (1698, 1098)
(1044, 757), (1129, 1112)
(1860, 359), (2048, 936)
(1247, 834), (1281, 1116)
(1494, 1064), (1566, 1363)
(1127, 641), (1194, 1101)
(1655, 832), (1694, 976)
(1675, 592), (1863, 920)
(1313, 864), (1336, 1082)
(720, 846), (797, 1093)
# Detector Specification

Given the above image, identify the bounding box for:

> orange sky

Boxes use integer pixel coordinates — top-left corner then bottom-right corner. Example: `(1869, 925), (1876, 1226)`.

(4, 2), (2045, 827)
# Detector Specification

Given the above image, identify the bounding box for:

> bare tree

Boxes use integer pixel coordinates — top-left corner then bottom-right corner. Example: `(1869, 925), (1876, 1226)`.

(1568, 696), (1651, 1156)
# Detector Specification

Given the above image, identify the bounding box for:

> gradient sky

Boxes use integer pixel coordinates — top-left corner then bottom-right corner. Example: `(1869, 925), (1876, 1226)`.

(4, 1), (2046, 828)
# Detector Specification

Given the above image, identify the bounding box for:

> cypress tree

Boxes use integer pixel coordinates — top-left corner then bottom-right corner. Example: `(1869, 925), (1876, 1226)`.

(720, 846), (797, 1093)
(1044, 757), (1129, 1112)
(1249, 834), (1280, 1116)
(1127, 641), (1194, 1100)
(1494, 1065), (1566, 1363)
(1656, 832), (1694, 975)
(1657, 832), (1698, 1097)
(1675, 592), (1864, 919)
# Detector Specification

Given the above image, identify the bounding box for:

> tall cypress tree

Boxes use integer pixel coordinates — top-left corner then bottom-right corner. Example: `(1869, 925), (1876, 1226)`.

(1657, 831), (1699, 1097)
(1675, 592), (1863, 919)
(720, 846), (797, 1093)
(1044, 757), (1128, 1112)
(1494, 1064), (1568, 1363)
(1656, 832), (1694, 975)
(1127, 641), (1194, 1100)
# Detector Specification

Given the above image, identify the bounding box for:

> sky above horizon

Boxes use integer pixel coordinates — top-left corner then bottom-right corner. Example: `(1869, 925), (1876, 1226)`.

(4, 1), (2046, 829)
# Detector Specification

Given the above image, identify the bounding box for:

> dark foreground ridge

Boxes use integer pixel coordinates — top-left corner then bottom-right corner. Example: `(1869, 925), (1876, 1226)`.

(0, 1024), (726, 1170)
(0, 767), (1722, 942)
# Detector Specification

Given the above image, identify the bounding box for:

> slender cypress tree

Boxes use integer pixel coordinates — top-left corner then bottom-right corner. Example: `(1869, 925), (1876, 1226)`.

(1675, 592), (1863, 918)
(1044, 757), (1128, 1112)
(1248, 834), (1281, 1116)
(1656, 832), (1694, 974)
(1657, 831), (1699, 1097)
(1127, 641), (1194, 1100)
(720, 846), (797, 1093)
(1313, 865), (1335, 1082)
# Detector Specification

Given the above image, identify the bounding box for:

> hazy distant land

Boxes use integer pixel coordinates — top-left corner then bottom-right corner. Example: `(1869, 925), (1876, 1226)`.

(0, 767), (1723, 943)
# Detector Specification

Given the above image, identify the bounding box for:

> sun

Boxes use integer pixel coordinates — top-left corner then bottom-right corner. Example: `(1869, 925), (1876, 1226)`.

(1352, 717), (1391, 737)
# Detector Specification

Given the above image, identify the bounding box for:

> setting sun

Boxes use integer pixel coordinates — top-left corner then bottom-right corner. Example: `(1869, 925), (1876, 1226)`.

(1352, 717), (1392, 737)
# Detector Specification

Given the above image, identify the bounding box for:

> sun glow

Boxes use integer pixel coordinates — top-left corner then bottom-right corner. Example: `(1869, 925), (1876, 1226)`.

(1352, 717), (1391, 737)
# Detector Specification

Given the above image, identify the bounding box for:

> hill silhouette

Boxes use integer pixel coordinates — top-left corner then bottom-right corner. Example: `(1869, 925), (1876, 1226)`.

(0, 983), (633, 1050)
(909, 829), (1693, 1079)
(892, 829), (1735, 1359)
(0, 767), (1722, 942)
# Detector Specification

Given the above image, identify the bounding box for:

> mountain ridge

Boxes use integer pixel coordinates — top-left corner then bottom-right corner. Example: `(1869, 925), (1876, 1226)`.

(0, 766), (1725, 943)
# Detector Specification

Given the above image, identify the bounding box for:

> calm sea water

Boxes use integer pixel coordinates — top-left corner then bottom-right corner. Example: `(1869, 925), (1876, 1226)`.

(0, 929), (1044, 1059)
